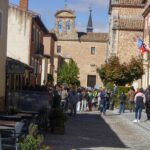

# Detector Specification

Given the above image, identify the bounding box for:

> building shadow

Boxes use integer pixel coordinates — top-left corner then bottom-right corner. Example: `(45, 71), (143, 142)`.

(44, 113), (127, 150)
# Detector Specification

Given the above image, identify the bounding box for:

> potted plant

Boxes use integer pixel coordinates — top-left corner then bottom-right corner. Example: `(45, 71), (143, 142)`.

(49, 108), (67, 134)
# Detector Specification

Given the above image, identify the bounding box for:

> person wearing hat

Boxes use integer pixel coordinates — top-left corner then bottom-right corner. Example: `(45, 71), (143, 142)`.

(133, 88), (146, 123)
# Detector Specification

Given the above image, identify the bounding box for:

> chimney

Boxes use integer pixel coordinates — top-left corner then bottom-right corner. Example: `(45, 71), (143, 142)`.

(20, 0), (28, 11)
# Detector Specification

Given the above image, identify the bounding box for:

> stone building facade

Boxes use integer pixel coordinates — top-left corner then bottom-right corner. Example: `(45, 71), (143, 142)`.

(108, 0), (147, 63)
(0, 0), (8, 110)
(52, 8), (108, 87)
(142, 4), (150, 88)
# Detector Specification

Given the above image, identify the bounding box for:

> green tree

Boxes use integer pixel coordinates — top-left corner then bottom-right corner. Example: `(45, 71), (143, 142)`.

(58, 59), (80, 86)
(97, 56), (144, 86)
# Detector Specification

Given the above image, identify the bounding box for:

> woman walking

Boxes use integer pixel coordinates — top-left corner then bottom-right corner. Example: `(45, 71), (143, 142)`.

(133, 88), (146, 123)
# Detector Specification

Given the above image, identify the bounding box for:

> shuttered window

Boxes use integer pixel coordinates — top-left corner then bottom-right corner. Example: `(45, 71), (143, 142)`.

(57, 45), (61, 53)
(91, 47), (96, 55)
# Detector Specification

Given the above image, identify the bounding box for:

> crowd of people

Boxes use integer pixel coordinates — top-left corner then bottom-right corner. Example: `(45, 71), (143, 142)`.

(47, 84), (150, 122)
(48, 84), (117, 116)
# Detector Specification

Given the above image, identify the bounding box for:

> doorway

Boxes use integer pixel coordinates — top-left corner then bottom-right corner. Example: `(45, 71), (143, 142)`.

(87, 75), (96, 88)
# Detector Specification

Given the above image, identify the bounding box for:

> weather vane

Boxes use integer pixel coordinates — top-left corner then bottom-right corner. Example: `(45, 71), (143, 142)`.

(65, 0), (68, 9)
(89, 3), (92, 13)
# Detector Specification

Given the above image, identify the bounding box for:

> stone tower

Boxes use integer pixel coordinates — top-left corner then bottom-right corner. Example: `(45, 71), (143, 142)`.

(108, 0), (147, 62)
(54, 7), (78, 40)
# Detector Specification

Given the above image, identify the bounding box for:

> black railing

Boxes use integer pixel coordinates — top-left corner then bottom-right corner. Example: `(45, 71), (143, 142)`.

(35, 43), (44, 57)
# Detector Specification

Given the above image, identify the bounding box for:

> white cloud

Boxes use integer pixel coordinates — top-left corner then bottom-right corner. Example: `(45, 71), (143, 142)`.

(94, 22), (109, 32)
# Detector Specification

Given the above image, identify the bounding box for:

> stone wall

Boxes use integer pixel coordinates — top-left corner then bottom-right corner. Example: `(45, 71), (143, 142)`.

(55, 40), (107, 87)
(117, 30), (142, 63)
(142, 10), (150, 89)
(112, 7), (144, 17)
(108, 4), (145, 62)
(0, 0), (8, 111)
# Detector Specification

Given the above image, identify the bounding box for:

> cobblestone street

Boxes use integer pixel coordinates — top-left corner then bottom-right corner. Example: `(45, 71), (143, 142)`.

(44, 111), (150, 150)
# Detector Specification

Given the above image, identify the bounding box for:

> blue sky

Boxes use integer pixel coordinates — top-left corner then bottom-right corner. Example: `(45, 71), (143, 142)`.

(9, 0), (109, 32)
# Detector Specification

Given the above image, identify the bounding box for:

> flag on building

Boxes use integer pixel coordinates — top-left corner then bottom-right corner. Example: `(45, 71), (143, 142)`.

(137, 37), (149, 55)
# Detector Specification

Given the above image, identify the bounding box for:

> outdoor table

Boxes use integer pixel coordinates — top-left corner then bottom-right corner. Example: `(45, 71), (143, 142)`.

(0, 115), (22, 121)
(16, 113), (33, 119)
(0, 120), (16, 127)
(0, 121), (24, 150)
(18, 110), (38, 115)
(0, 125), (15, 150)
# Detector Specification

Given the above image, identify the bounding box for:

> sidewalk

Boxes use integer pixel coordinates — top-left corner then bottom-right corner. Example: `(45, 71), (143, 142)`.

(113, 109), (150, 132)
(44, 110), (150, 150)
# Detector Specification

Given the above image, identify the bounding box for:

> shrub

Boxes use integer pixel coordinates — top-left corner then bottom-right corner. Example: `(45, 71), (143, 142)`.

(105, 82), (114, 92)
(50, 108), (67, 125)
(20, 134), (38, 150)
(49, 108), (67, 134)
(20, 123), (44, 150)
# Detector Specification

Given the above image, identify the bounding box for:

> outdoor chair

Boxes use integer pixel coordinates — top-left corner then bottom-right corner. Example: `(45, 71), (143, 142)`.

(1, 122), (24, 150)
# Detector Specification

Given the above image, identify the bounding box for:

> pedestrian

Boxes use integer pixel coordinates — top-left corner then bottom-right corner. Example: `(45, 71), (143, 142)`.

(145, 85), (150, 121)
(97, 90), (101, 109)
(100, 89), (107, 115)
(81, 89), (88, 111)
(68, 87), (79, 116)
(109, 92), (115, 110)
(60, 86), (68, 111)
(76, 88), (82, 112)
(52, 90), (61, 109)
(92, 89), (98, 109)
(113, 83), (118, 95)
(127, 86), (135, 112)
(133, 88), (146, 123)
(105, 90), (111, 110)
(88, 90), (93, 111)
(119, 91), (126, 114)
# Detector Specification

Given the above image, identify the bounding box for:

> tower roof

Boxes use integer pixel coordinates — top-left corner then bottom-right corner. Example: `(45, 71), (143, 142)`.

(55, 9), (76, 18)
(109, 0), (147, 14)
(87, 9), (93, 32)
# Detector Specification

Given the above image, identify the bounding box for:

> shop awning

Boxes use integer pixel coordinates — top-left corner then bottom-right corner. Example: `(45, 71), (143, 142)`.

(6, 57), (33, 74)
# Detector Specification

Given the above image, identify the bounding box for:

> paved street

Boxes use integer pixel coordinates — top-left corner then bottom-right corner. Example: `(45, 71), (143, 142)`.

(44, 110), (150, 150)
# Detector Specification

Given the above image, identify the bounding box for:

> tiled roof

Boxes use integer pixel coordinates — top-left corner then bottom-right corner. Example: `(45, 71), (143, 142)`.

(78, 32), (108, 42)
(114, 19), (144, 31)
(109, 0), (146, 15)
(111, 0), (147, 6)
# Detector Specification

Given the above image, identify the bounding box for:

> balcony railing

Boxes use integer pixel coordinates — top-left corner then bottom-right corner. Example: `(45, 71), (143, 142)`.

(35, 43), (44, 58)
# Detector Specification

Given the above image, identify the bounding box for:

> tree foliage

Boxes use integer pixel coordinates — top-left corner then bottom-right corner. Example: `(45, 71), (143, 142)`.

(97, 56), (144, 86)
(57, 59), (80, 86)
